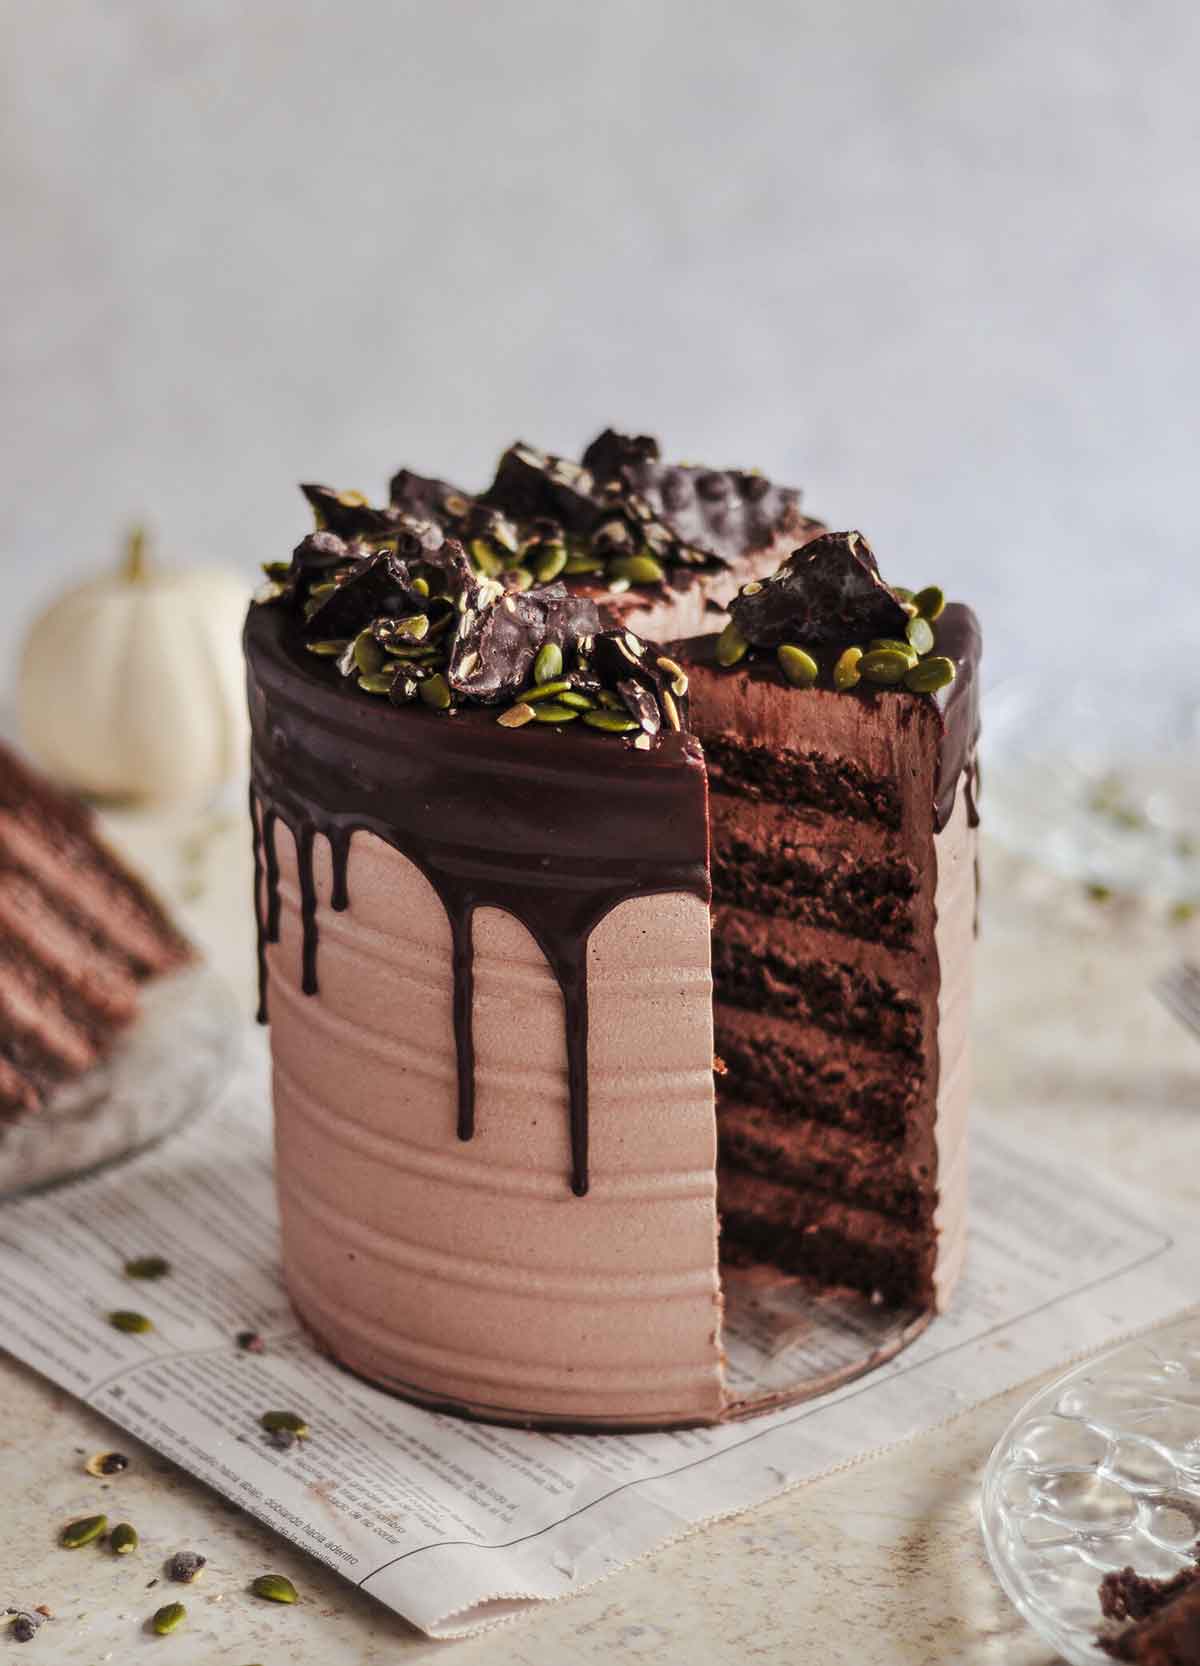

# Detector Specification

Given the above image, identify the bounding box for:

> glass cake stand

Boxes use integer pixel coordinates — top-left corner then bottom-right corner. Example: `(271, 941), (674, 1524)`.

(0, 962), (241, 1202)
(980, 1312), (1200, 1664)
(984, 676), (1200, 905)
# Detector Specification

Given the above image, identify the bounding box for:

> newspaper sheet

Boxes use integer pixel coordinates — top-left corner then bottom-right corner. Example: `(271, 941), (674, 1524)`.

(0, 1036), (1192, 1639)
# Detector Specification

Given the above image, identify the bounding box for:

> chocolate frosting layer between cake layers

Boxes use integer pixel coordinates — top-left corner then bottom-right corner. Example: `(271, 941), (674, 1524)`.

(245, 603), (710, 1197)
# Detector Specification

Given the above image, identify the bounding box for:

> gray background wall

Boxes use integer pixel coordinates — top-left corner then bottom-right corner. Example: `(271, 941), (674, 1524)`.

(3, 0), (1197, 686)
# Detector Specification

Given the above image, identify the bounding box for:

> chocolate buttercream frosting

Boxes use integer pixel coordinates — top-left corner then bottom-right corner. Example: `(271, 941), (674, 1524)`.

(246, 603), (709, 1197)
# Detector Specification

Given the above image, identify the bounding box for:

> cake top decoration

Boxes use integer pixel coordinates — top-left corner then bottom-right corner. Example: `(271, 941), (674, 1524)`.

(308, 428), (808, 593)
(717, 531), (957, 695)
(256, 521), (688, 746)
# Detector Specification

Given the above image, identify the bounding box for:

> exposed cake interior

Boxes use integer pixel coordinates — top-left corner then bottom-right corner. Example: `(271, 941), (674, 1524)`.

(681, 626), (977, 1316)
(0, 743), (192, 1119)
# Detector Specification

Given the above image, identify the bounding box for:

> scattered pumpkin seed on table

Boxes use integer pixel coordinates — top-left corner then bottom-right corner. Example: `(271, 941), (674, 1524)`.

(86, 1451), (129, 1477)
(152, 1601), (187, 1635)
(110, 1522), (139, 1555)
(61, 1514), (108, 1548)
(123, 1255), (170, 1280)
(260, 1410), (310, 1440)
(251, 1573), (299, 1605)
(108, 1310), (153, 1334)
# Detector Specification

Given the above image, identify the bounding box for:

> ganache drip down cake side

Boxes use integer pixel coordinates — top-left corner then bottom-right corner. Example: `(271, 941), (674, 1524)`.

(245, 433), (981, 1429)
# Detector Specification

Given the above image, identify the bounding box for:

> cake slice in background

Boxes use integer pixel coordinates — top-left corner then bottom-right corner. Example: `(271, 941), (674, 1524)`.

(0, 742), (192, 1119)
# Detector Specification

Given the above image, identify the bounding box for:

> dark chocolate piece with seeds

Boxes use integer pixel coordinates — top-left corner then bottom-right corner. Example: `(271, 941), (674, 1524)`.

(729, 530), (910, 648)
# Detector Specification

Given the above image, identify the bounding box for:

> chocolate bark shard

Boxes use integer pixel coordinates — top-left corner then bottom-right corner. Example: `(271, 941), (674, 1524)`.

(300, 483), (413, 543)
(302, 549), (422, 639)
(583, 429), (804, 568)
(729, 530), (910, 649)
(447, 581), (601, 705)
(388, 467), (475, 525)
(480, 442), (598, 533)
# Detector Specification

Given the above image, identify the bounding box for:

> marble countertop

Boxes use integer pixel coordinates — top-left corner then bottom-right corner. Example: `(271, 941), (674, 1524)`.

(2, 803), (1197, 1664)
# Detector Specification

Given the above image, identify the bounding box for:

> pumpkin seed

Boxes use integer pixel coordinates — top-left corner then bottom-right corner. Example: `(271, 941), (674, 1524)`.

(497, 703), (536, 728)
(357, 672), (394, 695)
(913, 584), (945, 621)
(868, 638), (918, 663)
(859, 648), (912, 686)
(661, 688), (682, 731)
(532, 702), (579, 723)
(251, 1574), (298, 1605)
(412, 576), (430, 598)
(305, 640), (350, 657)
(777, 645), (819, 688)
(533, 547), (568, 584)
(394, 613), (430, 641)
(468, 538), (504, 577)
(152, 1602), (187, 1635)
(534, 643), (563, 684)
(418, 674), (452, 711)
(903, 655), (956, 693)
(656, 656), (689, 697)
(607, 554), (665, 585)
(716, 621), (748, 668)
(353, 629), (385, 676)
(522, 679), (572, 704)
(893, 586), (914, 602)
(564, 554), (604, 576)
(110, 1522), (139, 1555)
(834, 646), (864, 690)
(507, 566), (535, 591)
(558, 691), (596, 711)
(60, 1514), (108, 1549)
(109, 1310), (153, 1334)
(906, 615), (935, 656)
(582, 711), (638, 734)
(86, 1451), (129, 1477)
(260, 1410), (310, 1440)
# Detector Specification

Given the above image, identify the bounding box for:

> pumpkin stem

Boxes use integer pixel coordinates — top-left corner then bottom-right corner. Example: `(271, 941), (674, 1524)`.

(122, 525), (151, 583)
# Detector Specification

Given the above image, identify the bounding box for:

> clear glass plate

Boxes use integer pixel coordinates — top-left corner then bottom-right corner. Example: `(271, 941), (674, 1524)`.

(0, 962), (241, 1201)
(984, 676), (1200, 903)
(980, 1313), (1200, 1664)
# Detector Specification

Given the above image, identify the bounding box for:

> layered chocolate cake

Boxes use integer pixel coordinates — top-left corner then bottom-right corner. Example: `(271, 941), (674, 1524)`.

(246, 432), (980, 1428)
(0, 742), (191, 1119)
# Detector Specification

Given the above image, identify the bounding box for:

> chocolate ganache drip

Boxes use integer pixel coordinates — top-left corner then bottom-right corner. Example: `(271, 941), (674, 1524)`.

(247, 509), (709, 1196)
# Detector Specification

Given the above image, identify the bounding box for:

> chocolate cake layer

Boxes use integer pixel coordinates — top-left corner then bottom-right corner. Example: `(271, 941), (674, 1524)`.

(714, 1009), (917, 1143)
(717, 1169), (925, 1304)
(711, 914), (924, 1059)
(718, 1100), (926, 1224)
(709, 809), (918, 949)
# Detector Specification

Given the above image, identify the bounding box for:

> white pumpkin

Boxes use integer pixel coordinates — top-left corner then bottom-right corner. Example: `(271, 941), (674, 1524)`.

(18, 529), (251, 804)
